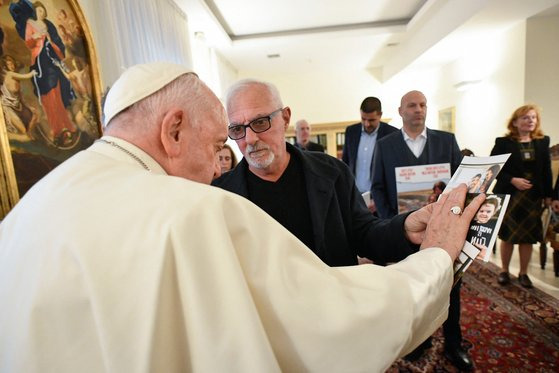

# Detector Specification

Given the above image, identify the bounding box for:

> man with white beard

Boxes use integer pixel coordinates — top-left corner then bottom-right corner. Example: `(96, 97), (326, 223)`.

(214, 79), (428, 267)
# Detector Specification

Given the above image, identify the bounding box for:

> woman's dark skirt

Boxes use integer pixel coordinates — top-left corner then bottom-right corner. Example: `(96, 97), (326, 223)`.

(498, 189), (542, 244)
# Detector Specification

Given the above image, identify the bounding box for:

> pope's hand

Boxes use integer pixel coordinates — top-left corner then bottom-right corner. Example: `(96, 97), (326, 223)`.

(404, 184), (486, 261)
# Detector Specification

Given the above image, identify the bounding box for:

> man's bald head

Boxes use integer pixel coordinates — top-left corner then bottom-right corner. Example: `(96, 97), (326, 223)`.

(295, 119), (311, 146)
(400, 90), (426, 107)
(399, 90), (427, 132)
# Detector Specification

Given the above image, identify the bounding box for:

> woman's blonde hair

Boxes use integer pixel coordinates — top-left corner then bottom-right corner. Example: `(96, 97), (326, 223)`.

(505, 104), (544, 140)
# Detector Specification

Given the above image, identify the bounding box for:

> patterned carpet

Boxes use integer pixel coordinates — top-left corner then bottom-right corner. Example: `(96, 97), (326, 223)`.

(388, 261), (559, 372)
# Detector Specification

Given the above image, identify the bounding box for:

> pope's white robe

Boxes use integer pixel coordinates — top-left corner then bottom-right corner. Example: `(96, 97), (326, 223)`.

(0, 136), (453, 372)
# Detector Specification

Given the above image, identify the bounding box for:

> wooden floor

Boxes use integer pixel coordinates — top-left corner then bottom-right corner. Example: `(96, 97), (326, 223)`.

(488, 239), (559, 299)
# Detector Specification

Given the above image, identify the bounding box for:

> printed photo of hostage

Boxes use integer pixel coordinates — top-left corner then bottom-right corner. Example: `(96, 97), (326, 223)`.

(454, 194), (510, 281)
(467, 195), (503, 255)
(427, 181), (447, 204)
(467, 173), (482, 193)
(479, 165), (501, 193)
(442, 153), (510, 195)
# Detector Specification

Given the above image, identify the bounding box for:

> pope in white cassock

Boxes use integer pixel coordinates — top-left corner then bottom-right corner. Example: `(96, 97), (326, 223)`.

(0, 62), (485, 372)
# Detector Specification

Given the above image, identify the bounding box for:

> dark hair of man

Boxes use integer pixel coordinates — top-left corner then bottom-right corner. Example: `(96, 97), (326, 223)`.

(360, 97), (382, 113)
(460, 148), (474, 157)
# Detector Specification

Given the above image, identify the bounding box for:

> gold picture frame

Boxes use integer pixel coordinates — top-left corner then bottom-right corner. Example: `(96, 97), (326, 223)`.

(0, 0), (102, 219)
(438, 106), (456, 133)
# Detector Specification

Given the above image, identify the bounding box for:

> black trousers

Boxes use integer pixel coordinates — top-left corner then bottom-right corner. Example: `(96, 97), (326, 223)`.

(443, 279), (462, 349)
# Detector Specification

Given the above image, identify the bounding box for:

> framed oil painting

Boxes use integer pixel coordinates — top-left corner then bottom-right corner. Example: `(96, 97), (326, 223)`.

(0, 0), (102, 219)
(438, 106), (456, 133)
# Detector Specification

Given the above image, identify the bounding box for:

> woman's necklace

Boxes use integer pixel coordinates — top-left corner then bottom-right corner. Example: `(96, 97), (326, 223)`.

(518, 138), (534, 161)
(96, 139), (151, 171)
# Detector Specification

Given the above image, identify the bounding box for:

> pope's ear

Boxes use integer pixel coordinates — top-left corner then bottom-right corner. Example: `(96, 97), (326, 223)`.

(160, 109), (185, 157)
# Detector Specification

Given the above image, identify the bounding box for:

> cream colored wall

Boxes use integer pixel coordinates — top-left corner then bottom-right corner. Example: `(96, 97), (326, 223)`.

(214, 51), (238, 100)
(525, 14), (559, 145)
(237, 67), (446, 132)
(237, 69), (381, 125)
(434, 22), (528, 156)
(235, 20), (558, 158)
(431, 17), (559, 156)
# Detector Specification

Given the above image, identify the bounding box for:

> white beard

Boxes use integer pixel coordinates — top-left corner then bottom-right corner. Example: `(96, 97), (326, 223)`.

(245, 143), (275, 169)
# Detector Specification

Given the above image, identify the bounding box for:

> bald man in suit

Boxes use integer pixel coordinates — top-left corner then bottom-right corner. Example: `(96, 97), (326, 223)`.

(372, 90), (471, 371)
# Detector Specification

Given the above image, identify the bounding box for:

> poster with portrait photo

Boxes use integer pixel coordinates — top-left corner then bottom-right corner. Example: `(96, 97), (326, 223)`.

(466, 193), (509, 261)
(395, 163), (451, 214)
(453, 193), (510, 283)
(443, 154), (511, 194)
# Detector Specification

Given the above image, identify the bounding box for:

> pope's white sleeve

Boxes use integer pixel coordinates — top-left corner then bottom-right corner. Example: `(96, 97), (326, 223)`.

(384, 247), (453, 355)
(218, 192), (453, 372)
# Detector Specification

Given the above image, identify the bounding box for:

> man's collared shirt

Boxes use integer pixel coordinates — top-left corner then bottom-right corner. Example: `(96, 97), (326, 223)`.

(402, 127), (428, 158)
(355, 125), (379, 193)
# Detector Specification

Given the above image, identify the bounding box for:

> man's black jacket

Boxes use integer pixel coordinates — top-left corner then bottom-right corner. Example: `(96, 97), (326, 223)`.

(212, 143), (417, 266)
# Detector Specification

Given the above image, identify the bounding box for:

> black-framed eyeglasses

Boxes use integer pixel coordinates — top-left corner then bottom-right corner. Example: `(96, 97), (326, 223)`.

(228, 108), (284, 140)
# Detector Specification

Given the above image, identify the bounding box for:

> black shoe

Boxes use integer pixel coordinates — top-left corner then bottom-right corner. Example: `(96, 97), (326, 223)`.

(444, 346), (474, 371)
(518, 274), (533, 288)
(497, 272), (510, 285)
(404, 337), (432, 362)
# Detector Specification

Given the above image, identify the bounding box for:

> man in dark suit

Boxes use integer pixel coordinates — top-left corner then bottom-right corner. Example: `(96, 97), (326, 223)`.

(342, 97), (398, 212)
(372, 92), (462, 219)
(294, 119), (325, 152)
(372, 90), (472, 371)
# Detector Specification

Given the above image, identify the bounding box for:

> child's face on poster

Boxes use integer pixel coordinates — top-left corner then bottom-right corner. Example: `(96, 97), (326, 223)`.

(475, 203), (496, 224)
